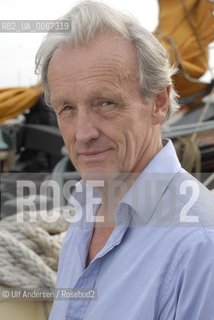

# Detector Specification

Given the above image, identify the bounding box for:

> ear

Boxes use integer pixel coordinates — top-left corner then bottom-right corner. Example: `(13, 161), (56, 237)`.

(152, 86), (170, 125)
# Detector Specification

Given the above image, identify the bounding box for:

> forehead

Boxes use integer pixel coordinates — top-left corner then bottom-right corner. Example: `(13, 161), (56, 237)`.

(47, 31), (139, 98)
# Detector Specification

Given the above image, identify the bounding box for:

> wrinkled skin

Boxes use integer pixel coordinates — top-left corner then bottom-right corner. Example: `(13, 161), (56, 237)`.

(47, 31), (169, 183)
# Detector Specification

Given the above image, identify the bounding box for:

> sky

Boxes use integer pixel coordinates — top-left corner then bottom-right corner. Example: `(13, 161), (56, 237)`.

(0, 0), (158, 87)
(0, 0), (213, 88)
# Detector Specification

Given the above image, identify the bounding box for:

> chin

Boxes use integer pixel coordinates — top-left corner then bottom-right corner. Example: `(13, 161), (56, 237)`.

(80, 167), (120, 182)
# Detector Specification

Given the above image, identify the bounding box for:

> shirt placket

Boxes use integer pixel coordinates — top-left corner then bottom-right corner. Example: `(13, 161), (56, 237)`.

(65, 223), (129, 320)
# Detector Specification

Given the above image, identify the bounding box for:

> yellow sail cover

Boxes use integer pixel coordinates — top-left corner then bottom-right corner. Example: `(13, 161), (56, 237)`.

(154, 0), (214, 100)
(0, 85), (43, 124)
(0, 1), (213, 123)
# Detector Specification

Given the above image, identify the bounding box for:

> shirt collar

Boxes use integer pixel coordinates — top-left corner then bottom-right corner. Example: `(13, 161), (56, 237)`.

(120, 139), (181, 225)
(71, 139), (181, 225)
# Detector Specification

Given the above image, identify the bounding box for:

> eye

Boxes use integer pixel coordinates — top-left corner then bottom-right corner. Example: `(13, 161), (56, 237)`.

(62, 105), (73, 111)
(59, 104), (75, 113)
(102, 101), (113, 106)
(100, 100), (114, 107)
(56, 104), (75, 118)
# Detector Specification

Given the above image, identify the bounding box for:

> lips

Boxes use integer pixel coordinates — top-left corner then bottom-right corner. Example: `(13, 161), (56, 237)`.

(77, 148), (112, 161)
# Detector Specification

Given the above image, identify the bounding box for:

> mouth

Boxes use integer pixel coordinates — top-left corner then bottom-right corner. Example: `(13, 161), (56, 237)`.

(78, 148), (112, 162)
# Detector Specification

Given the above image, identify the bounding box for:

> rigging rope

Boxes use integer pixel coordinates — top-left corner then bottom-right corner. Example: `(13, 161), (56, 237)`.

(0, 207), (74, 288)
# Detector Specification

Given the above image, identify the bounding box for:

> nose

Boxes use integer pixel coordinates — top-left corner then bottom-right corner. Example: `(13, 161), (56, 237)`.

(75, 109), (99, 143)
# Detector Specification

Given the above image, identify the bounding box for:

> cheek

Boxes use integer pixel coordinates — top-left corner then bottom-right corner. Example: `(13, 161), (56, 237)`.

(123, 115), (149, 150)
(112, 127), (131, 162)
(58, 121), (67, 142)
(58, 120), (74, 147)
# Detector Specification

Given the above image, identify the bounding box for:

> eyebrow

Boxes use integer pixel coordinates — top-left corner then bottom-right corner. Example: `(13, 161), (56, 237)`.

(51, 87), (124, 109)
(51, 96), (75, 110)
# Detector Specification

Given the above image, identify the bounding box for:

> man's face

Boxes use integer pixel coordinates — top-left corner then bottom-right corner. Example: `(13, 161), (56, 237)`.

(48, 32), (165, 180)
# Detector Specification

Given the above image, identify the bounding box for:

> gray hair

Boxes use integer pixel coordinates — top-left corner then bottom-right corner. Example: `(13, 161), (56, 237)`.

(35, 0), (179, 123)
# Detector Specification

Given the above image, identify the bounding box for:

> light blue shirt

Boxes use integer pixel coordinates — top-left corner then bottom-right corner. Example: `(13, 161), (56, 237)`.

(49, 140), (214, 320)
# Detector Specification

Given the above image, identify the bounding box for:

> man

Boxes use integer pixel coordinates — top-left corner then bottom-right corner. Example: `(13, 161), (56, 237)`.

(36, 1), (214, 319)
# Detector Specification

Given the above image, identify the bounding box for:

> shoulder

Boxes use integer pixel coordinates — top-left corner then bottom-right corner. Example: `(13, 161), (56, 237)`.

(159, 227), (214, 319)
(169, 169), (214, 226)
(150, 167), (214, 268)
(153, 168), (214, 229)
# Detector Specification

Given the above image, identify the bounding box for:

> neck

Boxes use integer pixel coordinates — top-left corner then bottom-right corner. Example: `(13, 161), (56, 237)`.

(93, 136), (164, 226)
